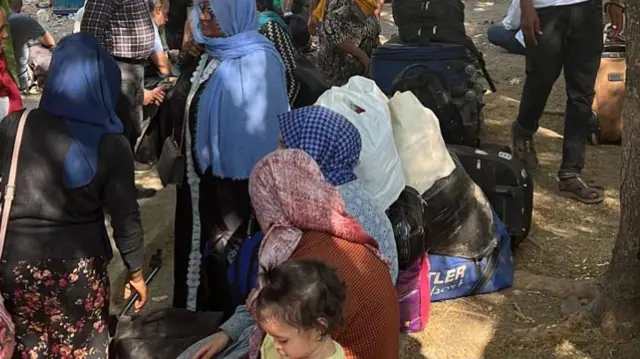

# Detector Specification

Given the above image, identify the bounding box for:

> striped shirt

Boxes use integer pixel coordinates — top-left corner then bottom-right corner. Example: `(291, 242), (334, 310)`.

(80, 0), (155, 60)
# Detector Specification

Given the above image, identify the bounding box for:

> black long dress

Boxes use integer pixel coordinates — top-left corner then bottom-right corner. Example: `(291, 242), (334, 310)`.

(166, 56), (253, 316)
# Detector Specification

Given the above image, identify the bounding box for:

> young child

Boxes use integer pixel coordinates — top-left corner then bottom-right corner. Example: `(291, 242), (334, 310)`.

(255, 259), (347, 359)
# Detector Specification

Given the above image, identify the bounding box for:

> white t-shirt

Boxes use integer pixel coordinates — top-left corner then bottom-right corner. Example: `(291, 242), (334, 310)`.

(501, 0), (526, 47)
(501, 0), (590, 47)
(502, 0), (522, 30)
(533, 0), (589, 8)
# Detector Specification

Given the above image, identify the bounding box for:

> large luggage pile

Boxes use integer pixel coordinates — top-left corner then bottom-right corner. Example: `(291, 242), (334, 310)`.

(311, 79), (528, 307)
(371, 0), (496, 147)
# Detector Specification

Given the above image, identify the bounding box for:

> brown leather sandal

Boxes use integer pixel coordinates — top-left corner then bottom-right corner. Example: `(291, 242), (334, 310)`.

(558, 176), (605, 204)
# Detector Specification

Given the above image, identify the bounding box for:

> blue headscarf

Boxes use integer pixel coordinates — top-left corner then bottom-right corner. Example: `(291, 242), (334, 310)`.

(278, 106), (361, 186)
(40, 33), (122, 189)
(191, 0), (290, 179)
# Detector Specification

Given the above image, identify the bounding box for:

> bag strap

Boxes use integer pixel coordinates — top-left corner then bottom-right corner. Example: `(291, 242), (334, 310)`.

(416, 25), (497, 92)
(0, 109), (31, 259)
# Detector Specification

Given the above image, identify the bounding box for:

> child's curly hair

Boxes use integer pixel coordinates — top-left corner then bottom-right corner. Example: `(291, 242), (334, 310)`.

(255, 259), (346, 337)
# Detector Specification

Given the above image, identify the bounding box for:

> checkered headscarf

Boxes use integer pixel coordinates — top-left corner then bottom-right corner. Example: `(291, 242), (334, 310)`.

(278, 106), (362, 186)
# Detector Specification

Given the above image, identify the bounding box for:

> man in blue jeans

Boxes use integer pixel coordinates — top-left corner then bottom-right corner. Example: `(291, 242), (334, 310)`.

(487, 0), (526, 55)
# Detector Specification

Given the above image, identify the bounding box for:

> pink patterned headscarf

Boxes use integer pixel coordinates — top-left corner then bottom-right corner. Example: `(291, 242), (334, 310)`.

(247, 149), (385, 358)
(249, 149), (379, 269)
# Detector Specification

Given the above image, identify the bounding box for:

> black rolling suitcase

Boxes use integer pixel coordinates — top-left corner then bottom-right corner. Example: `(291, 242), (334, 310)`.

(447, 144), (533, 249)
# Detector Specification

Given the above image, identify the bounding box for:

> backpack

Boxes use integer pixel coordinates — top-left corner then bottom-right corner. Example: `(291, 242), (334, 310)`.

(391, 0), (496, 93)
(391, 63), (482, 147)
(227, 231), (264, 309)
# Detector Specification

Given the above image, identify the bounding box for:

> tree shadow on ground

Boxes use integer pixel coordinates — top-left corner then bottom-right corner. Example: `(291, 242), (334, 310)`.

(479, 95), (621, 358)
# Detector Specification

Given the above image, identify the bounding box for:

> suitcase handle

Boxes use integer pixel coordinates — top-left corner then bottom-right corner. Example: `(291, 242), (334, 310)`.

(491, 186), (517, 198)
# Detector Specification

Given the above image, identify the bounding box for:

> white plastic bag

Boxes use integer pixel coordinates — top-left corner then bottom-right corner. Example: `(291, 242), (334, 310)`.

(389, 91), (455, 194)
(73, 0), (89, 34)
(343, 76), (389, 104)
(73, 7), (85, 34)
(315, 79), (405, 210)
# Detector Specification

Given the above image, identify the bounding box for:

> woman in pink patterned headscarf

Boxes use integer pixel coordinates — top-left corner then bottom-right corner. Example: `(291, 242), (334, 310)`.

(188, 149), (399, 359)
(247, 149), (398, 359)
(249, 148), (381, 271)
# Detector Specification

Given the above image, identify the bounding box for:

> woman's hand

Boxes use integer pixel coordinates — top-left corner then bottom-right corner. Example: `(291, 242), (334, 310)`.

(182, 40), (204, 58)
(124, 270), (148, 313)
(520, 0), (542, 46)
(308, 15), (319, 36)
(375, 0), (384, 17)
(192, 332), (231, 359)
(359, 55), (371, 76)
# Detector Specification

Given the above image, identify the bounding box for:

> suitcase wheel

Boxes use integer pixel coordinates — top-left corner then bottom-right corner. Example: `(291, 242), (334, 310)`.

(588, 111), (601, 146)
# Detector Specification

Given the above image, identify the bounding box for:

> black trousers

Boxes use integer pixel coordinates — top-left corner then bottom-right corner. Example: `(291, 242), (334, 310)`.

(115, 61), (145, 152)
(173, 174), (252, 317)
(165, 29), (184, 50)
(514, 0), (603, 177)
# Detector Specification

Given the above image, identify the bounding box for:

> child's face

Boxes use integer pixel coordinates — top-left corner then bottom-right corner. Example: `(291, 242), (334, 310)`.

(260, 317), (326, 359)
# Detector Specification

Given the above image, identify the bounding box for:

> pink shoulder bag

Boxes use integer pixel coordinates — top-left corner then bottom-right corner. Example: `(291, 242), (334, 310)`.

(0, 109), (31, 358)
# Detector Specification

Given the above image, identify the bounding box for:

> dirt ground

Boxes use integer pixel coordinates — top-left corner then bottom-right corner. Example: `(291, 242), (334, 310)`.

(22, 1), (625, 358)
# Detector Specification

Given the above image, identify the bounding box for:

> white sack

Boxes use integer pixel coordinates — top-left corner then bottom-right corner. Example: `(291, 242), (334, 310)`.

(389, 91), (455, 194)
(315, 78), (405, 209)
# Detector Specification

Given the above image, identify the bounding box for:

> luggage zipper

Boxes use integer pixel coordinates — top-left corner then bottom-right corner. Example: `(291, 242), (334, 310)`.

(469, 240), (501, 295)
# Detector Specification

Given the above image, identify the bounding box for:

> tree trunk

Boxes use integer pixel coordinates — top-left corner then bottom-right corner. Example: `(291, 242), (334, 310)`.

(589, 0), (640, 340)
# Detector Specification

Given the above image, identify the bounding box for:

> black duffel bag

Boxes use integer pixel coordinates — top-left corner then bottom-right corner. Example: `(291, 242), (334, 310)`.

(421, 152), (496, 258)
(110, 308), (223, 359)
(387, 186), (427, 270)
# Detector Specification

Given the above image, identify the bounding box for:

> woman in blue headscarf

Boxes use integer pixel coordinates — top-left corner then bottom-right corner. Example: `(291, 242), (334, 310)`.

(169, 0), (289, 313)
(0, 33), (147, 358)
(279, 105), (398, 283)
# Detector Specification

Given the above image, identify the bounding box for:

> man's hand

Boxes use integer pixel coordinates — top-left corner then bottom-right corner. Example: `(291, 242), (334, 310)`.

(607, 2), (624, 38)
(521, 1), (542, 46)
(143, 86), (167, 106)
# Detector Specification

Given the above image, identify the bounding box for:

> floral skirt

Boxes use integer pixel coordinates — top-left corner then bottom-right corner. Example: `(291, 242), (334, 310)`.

(1, 257), (110, 359)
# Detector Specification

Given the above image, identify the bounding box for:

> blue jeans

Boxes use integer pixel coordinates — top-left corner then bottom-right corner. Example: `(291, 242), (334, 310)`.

(487, 24), (525, 55)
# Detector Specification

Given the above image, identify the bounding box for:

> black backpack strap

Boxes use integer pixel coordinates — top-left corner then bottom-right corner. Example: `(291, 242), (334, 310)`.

(392, 64), (473, 145)
(417, 25), (497, 93)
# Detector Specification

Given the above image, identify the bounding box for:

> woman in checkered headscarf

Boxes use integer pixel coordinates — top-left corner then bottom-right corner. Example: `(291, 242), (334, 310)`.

(278, 105), (398, 283)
